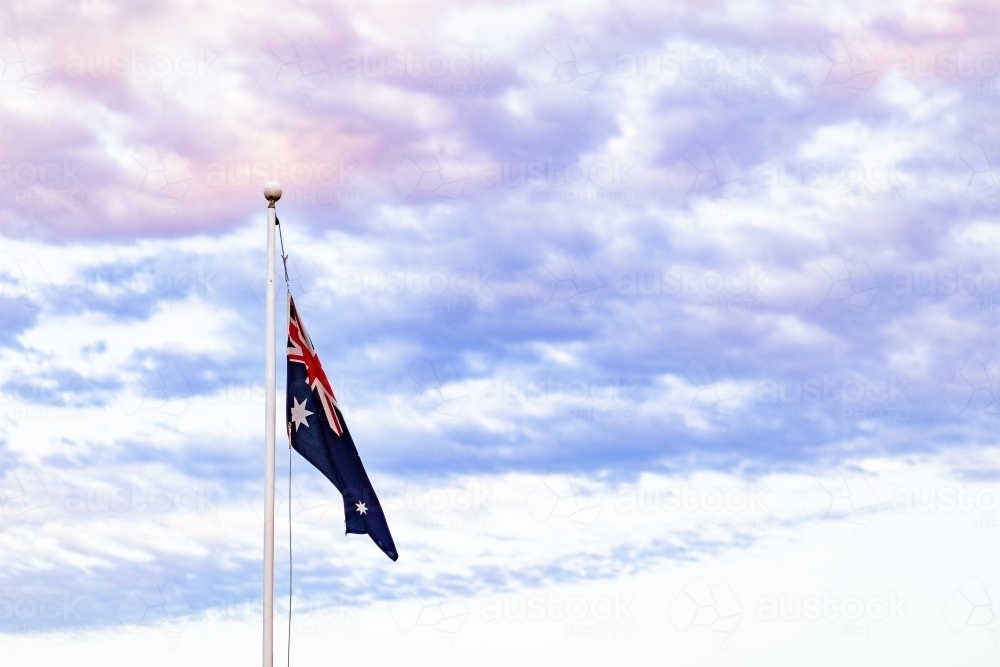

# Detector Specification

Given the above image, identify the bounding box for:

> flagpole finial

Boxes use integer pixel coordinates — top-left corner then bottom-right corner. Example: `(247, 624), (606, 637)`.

(264, 181), (282, 206)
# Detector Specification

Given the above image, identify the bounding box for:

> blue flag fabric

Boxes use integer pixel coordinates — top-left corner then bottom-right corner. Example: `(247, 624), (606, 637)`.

(285, 294), (398, 561)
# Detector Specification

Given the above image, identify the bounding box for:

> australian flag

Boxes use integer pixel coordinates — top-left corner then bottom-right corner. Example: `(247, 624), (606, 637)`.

(285, 294), (398, 561)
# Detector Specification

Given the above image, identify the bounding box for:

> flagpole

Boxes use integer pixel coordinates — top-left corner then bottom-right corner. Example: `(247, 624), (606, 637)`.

(263, 180), (282, 667)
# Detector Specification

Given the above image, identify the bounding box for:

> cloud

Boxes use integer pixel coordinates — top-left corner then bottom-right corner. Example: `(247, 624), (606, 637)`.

(1, 0), (1000, 650)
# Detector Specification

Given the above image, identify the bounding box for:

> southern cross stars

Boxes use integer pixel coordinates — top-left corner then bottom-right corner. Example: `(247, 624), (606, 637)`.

(355, 501), (368, 515)
(290, 396), (313, 431)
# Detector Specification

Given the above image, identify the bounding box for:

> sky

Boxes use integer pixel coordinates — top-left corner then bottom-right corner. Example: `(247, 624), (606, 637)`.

(1, 0), (1000, 664)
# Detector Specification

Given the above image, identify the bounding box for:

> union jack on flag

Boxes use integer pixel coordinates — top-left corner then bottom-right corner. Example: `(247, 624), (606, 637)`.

(286, 293), (343, 436)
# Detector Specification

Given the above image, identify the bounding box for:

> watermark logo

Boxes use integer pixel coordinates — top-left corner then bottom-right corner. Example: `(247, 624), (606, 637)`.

(64, 50), (217, 78)
(116, 578), (193, 646)
(943, 578), (997, 637)
(801, 253), (877, 312)
(668, 360), (744, 426)
(391, 145), (468, 199)
(891, 266), (1000, 298)
(0, 471), (52, 527)
(326, 265), (494, 313)
(285, 475), (332, 543)
(280, 254), (332, 312)
(801, 472), (879, 537)
(117, 145), (193, 202)
(0, 591), (93, 635)
(383, 482), (494, 533)
(64, 48), (219, 97)
(942, 144), (996, 199)
(477, 155), (635, 201)
(205, 381), (265, 407)
(249, 474), (333, 541)
(481, 591), (635, 639)
(616, 48), (769, 98)
(118, 361), (193, 419)
(667, 578), (743, 649)
(0, 372), (90, 424)
(616, 265), (770, 313)
(390, 589), (469, 641)
(2, 157), (86, 207)
(526, 476), (603, 534)
(65, 263), (219, 313)
(667, 143), (743, 200)
(526, 253), (603, 309)
(206, 156), (360, 205)
(755, 373), (911, 423)
(252, 35), (326, 94)
(338, 48), (494, 96)
(891, 484), (999, 526)
(391, 360), (469, 421)
(756, 590), (911, 640)
(526, 35), (603, 93)
(286, 606), (361, 641)
(944, 360), (999, 417)
(250, 253), (331, 312)
(753, 157), (906, 194)
(616, 482), (770, 532)
(802, 36), (879, 92)
(0, 36), (52, 93)
(1, 252), (52, 306)
(892, 51), (999, 81)
(65, 482), (219, 528)
(478, 375), (635, 422)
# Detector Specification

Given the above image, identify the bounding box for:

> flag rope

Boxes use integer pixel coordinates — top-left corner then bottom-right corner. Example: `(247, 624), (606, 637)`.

(277, 215), (292, 666)
(276, 216), (291, 290)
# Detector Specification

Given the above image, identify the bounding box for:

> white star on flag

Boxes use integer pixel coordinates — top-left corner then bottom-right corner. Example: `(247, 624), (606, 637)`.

(290, 396), (313, 431)
(355, 501), (368, 515)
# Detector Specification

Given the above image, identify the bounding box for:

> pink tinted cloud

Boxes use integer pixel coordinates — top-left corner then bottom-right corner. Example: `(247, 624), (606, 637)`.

(0, 0), (996, 240)
(0, 1), (391, 239)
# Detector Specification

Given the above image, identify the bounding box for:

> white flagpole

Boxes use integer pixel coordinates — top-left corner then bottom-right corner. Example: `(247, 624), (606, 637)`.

(263, 180), (282, 667)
